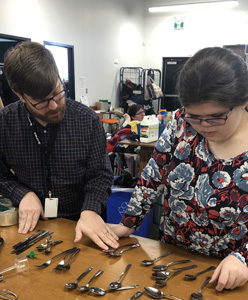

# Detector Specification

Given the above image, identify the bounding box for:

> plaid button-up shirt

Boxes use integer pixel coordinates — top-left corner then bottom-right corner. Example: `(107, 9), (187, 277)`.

(0, 99), (113, 218)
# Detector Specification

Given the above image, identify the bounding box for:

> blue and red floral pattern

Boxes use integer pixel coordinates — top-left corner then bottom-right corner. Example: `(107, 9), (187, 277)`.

(121, 108), (248, 265)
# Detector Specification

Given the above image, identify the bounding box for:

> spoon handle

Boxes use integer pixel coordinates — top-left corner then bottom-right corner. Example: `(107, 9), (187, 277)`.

(120, 244), (139, 254)
(116, 285), (139, 291)
(87, 269), (104, 285)
(166, 259), (191, 268)
(171, 264), (197, 273)
(153, 251), (173, 262)
(116, 264), (132, 282)
(75, 266), (93, 284)
(198, 276), (211, 293)
(194, 266), (216, 277)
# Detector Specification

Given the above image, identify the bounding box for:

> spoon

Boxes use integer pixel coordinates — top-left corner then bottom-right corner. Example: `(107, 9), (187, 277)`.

(65, 266), (93, 289)
(152, 264), (197, 279)
(109, 264), (131, 289)
(108, 243), (140, 256)
(190, 276), (211, 300)
(152, 259), (191, 271)
(103, 243), (138, 253)
(44, 240), (63, 254)
(185, 266), (216, 281)
(141, 251), (173, 266)
(155, 270), (182, 287)
(90, 284), (139, 296)
(144, 287), (184, 300)
(77, 269), (104, 291)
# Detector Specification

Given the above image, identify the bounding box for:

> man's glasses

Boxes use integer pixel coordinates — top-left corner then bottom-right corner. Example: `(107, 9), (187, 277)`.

(136, 110), (145, 115)
(24, 89), (66, 110)
(184, 108), (233, 126)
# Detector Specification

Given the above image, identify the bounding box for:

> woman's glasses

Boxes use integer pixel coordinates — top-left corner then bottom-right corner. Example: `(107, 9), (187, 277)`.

(184, 108), (233, 126)
(135, 110), (145, 116)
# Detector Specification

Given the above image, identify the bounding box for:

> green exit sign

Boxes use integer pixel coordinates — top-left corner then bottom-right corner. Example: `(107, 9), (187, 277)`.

(174, 21), (184, 30)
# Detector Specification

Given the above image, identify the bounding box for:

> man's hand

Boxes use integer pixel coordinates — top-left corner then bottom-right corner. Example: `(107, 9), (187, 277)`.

(18, 192), (48, 234)
(74, 210), (120, 251)
(209, 255), (248, 291)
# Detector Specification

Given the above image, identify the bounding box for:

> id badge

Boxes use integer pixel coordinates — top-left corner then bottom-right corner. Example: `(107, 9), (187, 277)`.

(44, 197), (58, 218)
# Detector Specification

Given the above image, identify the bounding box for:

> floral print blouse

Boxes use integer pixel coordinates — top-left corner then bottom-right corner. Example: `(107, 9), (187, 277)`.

(121, 108), (248, 265)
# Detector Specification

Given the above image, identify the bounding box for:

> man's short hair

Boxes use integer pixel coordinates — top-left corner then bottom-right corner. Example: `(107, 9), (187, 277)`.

(4, 41), (59, 99)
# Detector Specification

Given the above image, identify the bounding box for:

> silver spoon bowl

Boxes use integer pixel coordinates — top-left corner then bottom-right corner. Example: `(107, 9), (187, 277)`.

(144, 287), (183, 300)
(108, 264), (131, 290)
(155, 270), (182, 287)
(65, 266), (93, 289)
(141, 251), (172, 266)
(152, 259), (191, 271)
(90, 285), (139, 296)
(190, 276), (211, 300)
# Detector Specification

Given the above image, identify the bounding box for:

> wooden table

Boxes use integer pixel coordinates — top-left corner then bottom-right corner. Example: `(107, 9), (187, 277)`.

(119, 139), (156, 175)
(0, 218), (247, 299)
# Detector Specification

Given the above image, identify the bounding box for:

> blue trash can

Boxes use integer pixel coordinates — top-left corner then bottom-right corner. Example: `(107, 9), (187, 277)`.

(106, 187), (154, 238)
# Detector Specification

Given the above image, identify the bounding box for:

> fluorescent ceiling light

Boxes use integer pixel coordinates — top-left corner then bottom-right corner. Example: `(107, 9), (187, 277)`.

(149, 1), (238, 13)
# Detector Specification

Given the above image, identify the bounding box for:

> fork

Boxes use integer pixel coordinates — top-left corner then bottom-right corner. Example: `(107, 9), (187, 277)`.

(35, 247), (77, 268)
(56, 248), (80, 270)
(54, 248), (80, 270)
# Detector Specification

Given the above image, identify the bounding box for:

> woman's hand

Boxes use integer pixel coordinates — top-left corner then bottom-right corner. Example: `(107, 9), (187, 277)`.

(74, 210), (120, 251)
(107, 223), (135, 237)
(209, 255), (248, 291)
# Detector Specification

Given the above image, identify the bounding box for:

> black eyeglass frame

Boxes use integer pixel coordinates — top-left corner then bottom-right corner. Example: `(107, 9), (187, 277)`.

(183, 108), (233, 126)
(135, 110), (145, 116)
(23, 88), (66, 110)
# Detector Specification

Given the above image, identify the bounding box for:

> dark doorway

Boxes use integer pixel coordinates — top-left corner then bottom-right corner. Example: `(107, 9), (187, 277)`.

(44, 41), (75, 100)
(161, 57), (189, 111)
(0, 33), (31, 106)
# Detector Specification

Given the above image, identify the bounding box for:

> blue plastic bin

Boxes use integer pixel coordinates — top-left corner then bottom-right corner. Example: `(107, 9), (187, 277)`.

(106, 188), (154, 238)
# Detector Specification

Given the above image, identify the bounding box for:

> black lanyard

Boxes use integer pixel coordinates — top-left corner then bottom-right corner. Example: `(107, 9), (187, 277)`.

(26, 114), (60, 198)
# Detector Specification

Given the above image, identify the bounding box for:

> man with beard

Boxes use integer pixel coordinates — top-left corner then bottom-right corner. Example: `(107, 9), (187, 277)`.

(0, 42), (119, 251)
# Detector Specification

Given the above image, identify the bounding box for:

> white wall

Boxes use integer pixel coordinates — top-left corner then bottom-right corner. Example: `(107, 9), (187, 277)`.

(0, 0), (145, 107)
(144, 0), (248, 69)
(1, 0), (248, 107)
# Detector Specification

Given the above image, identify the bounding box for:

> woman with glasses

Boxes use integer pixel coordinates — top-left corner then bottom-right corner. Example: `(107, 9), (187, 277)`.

(122, 104), (145, 127)
(110, 47), (248, 291)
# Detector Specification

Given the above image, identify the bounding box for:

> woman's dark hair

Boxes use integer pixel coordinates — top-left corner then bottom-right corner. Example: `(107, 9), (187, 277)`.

(4, 41), (59, 99)
(177, 47), (248, 108)
(127, 104), (143, 119)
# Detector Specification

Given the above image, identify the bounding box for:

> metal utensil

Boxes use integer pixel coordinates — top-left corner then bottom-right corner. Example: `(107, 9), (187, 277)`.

(36, 235), (52, 251)
(44, 240), (63, 254)
(190, 276), (211, 300)
(65, 266), (93, 289)
(55, 248), (80, 270)
(35, 247), (77, 268)
(108, 243), (140, 256)
(90, 285), (139, 296)
(144, 287), (183, 299)
(152, 264), (197, 279)
(184, 266), (216, 281)
(108, 264), (131, 289)
(129, 291), (143, 300)
(103, 243), (138, 253)
(77, 269), (104, 292)
(152, 259), (191, 271)
(155, 270), (182, 287)
(54, 248), (80, 270)
(0, 289), (18, 300)
(141, 251), (173, 266)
